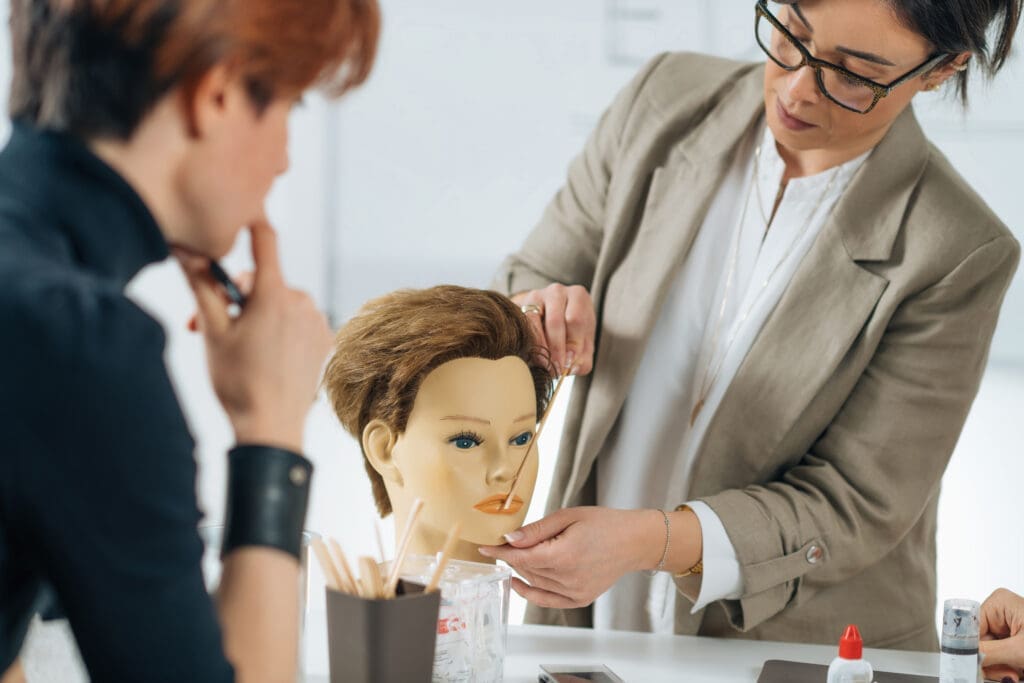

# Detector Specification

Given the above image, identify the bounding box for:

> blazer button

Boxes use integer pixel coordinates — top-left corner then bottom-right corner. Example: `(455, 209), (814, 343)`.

(806, 545), (823, 564)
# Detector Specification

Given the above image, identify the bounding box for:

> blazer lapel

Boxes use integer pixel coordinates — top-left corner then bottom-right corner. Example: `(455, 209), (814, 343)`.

(687, 107), (931, 494)
(562, 68), (767, 503)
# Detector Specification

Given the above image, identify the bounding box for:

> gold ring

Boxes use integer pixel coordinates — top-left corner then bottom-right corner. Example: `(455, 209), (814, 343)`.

(521, 303), (543, 316)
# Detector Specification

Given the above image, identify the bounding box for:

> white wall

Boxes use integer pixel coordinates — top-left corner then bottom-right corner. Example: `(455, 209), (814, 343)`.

(1, 0), (1022, 645)
(323, 1), (765, 322)
(323, 1), (1024, 360)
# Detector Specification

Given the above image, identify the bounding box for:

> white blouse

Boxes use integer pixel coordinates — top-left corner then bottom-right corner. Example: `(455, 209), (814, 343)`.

(594, 120), (870, 633)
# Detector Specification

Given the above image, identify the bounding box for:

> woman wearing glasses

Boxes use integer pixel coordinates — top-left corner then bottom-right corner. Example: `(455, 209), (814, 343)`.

(483, 0), (1022, 650)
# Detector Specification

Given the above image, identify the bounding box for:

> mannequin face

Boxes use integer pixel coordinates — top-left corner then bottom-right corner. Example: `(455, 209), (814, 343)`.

(365, 356), (540, 555)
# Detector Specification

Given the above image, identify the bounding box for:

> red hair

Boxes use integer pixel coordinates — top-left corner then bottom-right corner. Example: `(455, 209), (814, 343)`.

(9, 0), (380, 138)
(151, 0), (380, 106)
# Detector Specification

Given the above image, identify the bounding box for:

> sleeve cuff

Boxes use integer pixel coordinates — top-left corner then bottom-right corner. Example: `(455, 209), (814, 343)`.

(684, 501), (744, 613)
(223, 445), (312, 561)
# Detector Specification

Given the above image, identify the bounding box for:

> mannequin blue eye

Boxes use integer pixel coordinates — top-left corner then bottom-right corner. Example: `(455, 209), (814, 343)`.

(511, 432), (533, 447)
(449, 432), (483, 450)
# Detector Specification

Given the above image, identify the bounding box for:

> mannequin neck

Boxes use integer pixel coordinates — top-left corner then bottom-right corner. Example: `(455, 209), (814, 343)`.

(401, 524), (494, 565)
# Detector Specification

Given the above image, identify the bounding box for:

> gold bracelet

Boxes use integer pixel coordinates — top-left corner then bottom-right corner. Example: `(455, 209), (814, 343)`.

(673, 505), (703, 578)
(646, 509), (671, 577)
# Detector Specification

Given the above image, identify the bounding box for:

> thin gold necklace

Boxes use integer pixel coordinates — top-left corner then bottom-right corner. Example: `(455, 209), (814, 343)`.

(689, 145), (842, 427)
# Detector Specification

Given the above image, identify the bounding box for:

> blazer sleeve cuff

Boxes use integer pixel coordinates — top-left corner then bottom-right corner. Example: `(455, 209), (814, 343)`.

(674, 501), (744, 613)
(698, 489), (828, 631)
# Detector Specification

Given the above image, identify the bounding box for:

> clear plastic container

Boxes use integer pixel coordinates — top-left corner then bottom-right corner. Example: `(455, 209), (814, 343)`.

(386, 555), (511, 683)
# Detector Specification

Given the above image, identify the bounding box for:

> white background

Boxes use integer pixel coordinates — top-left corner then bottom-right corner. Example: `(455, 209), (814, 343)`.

(2, 0), (1022, 643)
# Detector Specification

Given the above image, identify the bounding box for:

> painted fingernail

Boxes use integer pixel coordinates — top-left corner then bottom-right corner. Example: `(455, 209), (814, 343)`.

(504, 530), (525, 544)
(1002, 677), (1014, 683)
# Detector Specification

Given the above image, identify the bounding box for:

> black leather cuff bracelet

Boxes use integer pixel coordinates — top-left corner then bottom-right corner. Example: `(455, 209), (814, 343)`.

(223, 445), (313, 561)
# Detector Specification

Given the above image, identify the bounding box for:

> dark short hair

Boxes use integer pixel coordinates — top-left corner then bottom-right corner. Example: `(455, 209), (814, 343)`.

(8, 0), (380, 140)
(886, 0), (1021, 105)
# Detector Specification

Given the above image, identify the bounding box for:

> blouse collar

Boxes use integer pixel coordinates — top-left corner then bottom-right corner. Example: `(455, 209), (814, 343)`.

(0, 122), (169, 288)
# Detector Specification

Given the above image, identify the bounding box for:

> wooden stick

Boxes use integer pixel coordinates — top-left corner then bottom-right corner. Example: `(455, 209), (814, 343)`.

(374, 519), (388, 563)
(384, 498), (425, 597)
(503, 365), (572, 509)
(312, 538), (343, 592)
(359, 556), (385, 599)
(327, 538), (358, 595)
(425, 522), (462, 593)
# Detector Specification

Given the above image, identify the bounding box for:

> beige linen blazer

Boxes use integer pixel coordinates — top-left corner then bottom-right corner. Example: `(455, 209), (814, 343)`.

(492, 52), (1019, 650)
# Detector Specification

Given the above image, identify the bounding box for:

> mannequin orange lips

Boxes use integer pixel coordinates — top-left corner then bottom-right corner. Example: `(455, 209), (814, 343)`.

(474, 494), (523, 515)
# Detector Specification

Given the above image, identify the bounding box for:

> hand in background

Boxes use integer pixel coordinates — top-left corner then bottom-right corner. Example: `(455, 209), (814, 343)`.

(175, 219), (332, 453)
(980, 588), (1024, 683)
(0, 660), (24, 683)
(512, 284), (596, 375)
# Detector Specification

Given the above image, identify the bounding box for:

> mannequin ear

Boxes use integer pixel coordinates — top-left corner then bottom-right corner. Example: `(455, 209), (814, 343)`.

(362, 419), (403, 486)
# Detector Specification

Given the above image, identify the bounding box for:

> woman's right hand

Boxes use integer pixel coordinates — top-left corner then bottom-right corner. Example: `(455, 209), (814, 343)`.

(980, 588), (1024, 683)
(512, 283), (596, 375)
(175, 220), (332, 453)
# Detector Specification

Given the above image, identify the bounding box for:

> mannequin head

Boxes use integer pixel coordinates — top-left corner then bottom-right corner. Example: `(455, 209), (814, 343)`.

(324, 285), (553, 557)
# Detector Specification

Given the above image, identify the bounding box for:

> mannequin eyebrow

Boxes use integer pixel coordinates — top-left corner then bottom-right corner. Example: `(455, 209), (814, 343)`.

(439, 413), (536, 425)
(441, 415), (490, 425)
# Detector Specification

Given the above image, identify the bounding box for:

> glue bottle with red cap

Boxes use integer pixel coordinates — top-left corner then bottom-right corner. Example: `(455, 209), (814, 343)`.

(826, 624), (874, 683)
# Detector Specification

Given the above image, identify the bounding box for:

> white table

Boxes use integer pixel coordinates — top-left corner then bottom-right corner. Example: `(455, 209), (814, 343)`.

(22, 610), (941, 682)
(301, 610), (940, 682)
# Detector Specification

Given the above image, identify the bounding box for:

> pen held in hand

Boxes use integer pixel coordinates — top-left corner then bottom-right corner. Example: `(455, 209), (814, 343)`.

(209, 259), (247, 308)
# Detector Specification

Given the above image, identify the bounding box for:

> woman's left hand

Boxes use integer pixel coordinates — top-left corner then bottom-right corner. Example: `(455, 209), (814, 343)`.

(478, 507), (663, 609)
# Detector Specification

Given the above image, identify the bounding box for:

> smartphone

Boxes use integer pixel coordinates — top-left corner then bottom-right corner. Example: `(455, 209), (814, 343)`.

(538, 664), (625, 683)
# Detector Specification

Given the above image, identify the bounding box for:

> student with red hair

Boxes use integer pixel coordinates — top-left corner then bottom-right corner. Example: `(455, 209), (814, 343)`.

(0, 1), (378, 681)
